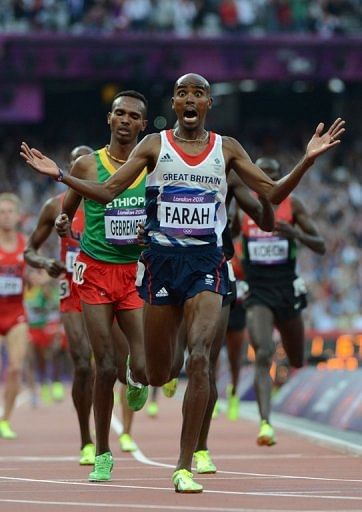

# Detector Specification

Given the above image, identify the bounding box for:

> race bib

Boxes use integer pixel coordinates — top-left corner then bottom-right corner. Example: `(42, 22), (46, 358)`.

(65, 247), (80, 273)
(72, 260), (86, 285)
(59, 279), (70, 299)
(104, 208), (146, 245)
(248, 238), (288, 265)
(160, 192), (216, 236)
(0, 276), (23, 296)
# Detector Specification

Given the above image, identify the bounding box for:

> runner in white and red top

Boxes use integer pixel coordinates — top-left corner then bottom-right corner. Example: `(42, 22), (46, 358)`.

(20, 73), (345, 493)
(0, 193), (28, 440)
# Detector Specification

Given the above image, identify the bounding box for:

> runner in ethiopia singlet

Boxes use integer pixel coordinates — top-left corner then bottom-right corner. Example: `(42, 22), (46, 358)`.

(74, 147), (146, 309)
(80, 148), (146, 263)
(0, 233), (27, 335)
(137, 129), (229, 305)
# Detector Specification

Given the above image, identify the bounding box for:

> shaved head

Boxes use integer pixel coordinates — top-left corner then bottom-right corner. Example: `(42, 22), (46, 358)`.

(174, 74), (211, 95)
(255, 157), (281, 181)
(70, 145), (93, 166)
(255, 157), (280, 173)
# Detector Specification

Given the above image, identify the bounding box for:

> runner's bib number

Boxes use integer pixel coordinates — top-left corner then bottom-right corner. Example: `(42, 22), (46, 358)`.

(248, 238), (288, 264)
(72, 261), (86, 285)
(0, 276), (23, 296)
(160, 192), (216, 236)
(65, 248), (80, 273)
(59, 279), (70, 299)
(104, 208), (146, 245)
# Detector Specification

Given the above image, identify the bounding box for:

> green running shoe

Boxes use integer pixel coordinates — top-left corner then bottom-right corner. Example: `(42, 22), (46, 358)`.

(194, 450), (217, 474)
(172, 469), (203, 493)
(257, 420), (276, 446)
(0, 420), (17, 440)
(52, 381), (65, 402)
(88, 452), (113, 481)
(119, 433), (137, 452)
(40, 383), (52, 405)
(79, 443), (95, 465)
(162, 378), (178, 398)
(147, 401), (159, 418)
(226, 384), (240, 421)
(126, 356), (148, 411)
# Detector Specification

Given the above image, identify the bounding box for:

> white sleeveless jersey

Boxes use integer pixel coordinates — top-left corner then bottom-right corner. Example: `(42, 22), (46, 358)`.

(145, 130), (227, 247)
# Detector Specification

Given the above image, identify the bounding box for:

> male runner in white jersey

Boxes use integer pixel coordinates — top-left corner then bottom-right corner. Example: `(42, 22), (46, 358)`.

(21, 72), (345, 493)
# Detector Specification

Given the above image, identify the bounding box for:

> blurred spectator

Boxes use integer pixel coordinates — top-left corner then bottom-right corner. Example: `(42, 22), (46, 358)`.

(219, 0), (239, 32)
(1, 0), (360, 35)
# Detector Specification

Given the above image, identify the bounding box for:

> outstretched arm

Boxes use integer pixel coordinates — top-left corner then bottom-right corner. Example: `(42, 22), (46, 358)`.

(228, 170), (274, 231)
(226, 118), (345, 204)
(24, 197), (66, 278)
(20, 135), (157, 204)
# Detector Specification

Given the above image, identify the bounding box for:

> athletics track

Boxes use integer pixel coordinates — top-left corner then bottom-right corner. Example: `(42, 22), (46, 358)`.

(0, 383), (361, 512)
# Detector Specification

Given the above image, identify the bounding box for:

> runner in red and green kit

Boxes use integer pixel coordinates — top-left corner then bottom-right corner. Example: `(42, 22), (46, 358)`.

(54, 91), (149, 482)
(80, 147), (146, 266)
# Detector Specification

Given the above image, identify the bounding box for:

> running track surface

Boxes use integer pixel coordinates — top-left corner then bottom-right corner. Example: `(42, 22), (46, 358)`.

(0, 384), (361, 512)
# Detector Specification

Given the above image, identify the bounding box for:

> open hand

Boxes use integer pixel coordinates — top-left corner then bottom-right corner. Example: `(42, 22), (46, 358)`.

(306, 118), (345, 161)
(20, 142), (60, 179)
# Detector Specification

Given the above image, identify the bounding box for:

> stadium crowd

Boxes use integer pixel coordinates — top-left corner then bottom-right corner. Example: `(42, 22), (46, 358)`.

(1, 121), (361, 334)
(0, 0), (361, 36)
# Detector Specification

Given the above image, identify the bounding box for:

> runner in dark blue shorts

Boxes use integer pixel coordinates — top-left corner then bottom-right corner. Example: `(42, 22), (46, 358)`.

(22, 73), (345, 493)
(137, 244), (228, 306)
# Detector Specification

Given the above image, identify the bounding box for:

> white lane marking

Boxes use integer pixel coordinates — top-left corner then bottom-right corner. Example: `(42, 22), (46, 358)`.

(4, 396), (360, 503)
(111, 413), (174, 469)
(1, 476), (362, 501)
(1, 499), (351, 512)
(110, 413), (362, 483)
(213, 470), (362, 483)
(0, 453), (349, 463)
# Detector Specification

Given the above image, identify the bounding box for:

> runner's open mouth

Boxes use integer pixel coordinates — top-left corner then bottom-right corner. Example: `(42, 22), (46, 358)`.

(184, 109), (197, 118)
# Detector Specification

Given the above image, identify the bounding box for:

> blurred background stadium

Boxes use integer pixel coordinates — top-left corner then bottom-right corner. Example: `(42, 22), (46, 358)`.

(0, 1), (361, 409)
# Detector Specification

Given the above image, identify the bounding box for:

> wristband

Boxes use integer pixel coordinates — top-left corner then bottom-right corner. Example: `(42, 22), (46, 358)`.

(56, 167), (64, 182)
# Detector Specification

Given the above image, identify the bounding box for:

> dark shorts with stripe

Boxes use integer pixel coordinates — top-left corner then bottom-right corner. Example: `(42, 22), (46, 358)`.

(136, 243), (228, 306)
